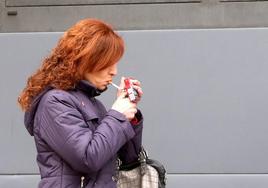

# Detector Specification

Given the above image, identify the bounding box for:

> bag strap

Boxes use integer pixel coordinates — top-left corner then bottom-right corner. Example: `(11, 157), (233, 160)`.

(139, 146), (148, 175)
(114, 146), (148, 181)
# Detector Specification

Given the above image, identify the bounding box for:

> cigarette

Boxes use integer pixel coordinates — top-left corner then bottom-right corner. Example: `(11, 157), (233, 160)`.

(110, 82), (121, 90)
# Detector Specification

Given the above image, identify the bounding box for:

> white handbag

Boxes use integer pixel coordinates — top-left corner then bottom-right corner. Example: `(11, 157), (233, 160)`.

(116, 147), (166, 188)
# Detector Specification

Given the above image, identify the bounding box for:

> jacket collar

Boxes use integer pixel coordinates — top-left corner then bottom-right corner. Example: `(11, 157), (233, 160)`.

(75, 80), (105, 98)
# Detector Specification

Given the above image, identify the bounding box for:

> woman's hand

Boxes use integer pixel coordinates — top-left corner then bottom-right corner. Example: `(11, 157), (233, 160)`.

(112, 90), (138, 121)
(129, 78), (143, 103)
(116, 77), (143, 104)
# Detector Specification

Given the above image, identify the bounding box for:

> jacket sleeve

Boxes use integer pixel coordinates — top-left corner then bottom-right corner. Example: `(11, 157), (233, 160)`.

(117, 109), (143, 165)
(36, 90), (135, 173)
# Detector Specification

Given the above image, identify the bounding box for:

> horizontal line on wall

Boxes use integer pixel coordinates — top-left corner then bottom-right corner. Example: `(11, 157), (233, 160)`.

(0, 173), (39, 175)
(220, 0), (268, 2)
(6, 1), (201, 8)
(1, 173), (268, 175)
(167, 173), (268, 175)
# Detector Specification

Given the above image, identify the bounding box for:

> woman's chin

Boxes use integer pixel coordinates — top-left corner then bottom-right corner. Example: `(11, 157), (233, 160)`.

(98, 85), (108, 92)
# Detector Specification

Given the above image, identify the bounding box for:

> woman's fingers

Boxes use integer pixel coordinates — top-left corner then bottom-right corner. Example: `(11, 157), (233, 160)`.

(132, 85), (143, 97)
(111, 94), (137, 121)
(119, 76), (126, 89)
(116, 77), (143, 103)
(129, 79), (143, 96)
(131, 79), (141, 87)
(116, 77), (126, 97)
(117, 89), (128, 99)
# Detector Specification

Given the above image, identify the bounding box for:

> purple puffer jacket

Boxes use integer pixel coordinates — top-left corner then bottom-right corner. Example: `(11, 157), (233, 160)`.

(24, 80), (143, 188)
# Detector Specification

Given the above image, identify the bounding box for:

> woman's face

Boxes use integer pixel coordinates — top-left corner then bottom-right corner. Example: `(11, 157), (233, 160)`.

(84, 63), (118, 91)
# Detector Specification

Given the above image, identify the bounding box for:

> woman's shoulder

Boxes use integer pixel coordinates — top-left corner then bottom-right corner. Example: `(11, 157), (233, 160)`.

(40, 89), (79, 109)
(43, 89), (73, 99)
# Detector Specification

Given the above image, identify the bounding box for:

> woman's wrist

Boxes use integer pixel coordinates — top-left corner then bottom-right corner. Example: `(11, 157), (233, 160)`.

(130, 109), (142, 125)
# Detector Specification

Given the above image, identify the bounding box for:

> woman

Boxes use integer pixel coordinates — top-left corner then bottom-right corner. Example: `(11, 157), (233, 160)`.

(18, 18), (143, 188)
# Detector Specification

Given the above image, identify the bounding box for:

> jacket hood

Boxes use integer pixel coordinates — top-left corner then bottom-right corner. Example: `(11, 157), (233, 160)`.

(24, 80), (104, 136)
(24, 86), (53, 136)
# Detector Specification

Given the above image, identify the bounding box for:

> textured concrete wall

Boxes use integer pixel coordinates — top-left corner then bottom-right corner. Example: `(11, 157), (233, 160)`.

(1, 28), (268, 187)
(1, 0), (268, 32)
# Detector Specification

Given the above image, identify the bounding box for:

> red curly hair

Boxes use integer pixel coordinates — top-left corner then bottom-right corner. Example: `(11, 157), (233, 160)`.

(18, 18), (124, 111)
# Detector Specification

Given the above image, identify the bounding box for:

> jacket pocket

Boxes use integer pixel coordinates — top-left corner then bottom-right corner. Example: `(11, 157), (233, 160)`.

(78, 109), (99, 130)
(85, 118), (99, 131)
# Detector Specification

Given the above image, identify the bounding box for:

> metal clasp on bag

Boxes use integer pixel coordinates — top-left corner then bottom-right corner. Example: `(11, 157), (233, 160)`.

(116, 158), (122, 168)
(138, 147), (148, 175)
(113, 158), (122, 182)
(81, 176), (84, 188)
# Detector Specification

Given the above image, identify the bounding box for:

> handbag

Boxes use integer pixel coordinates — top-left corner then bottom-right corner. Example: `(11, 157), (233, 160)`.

(115, 147), (167, 188)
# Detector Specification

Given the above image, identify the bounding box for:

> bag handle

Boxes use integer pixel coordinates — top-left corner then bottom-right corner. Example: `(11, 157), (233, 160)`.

(139, 146), (148, 175)
(114, 146), (149, 181)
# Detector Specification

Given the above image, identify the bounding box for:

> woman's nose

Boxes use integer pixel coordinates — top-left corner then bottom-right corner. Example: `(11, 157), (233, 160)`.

(110, 65), (117, 76)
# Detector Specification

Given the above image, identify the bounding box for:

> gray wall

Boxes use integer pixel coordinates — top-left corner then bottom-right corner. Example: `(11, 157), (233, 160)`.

(1, 28), (268, 187)
(2, 0), (268, 32)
